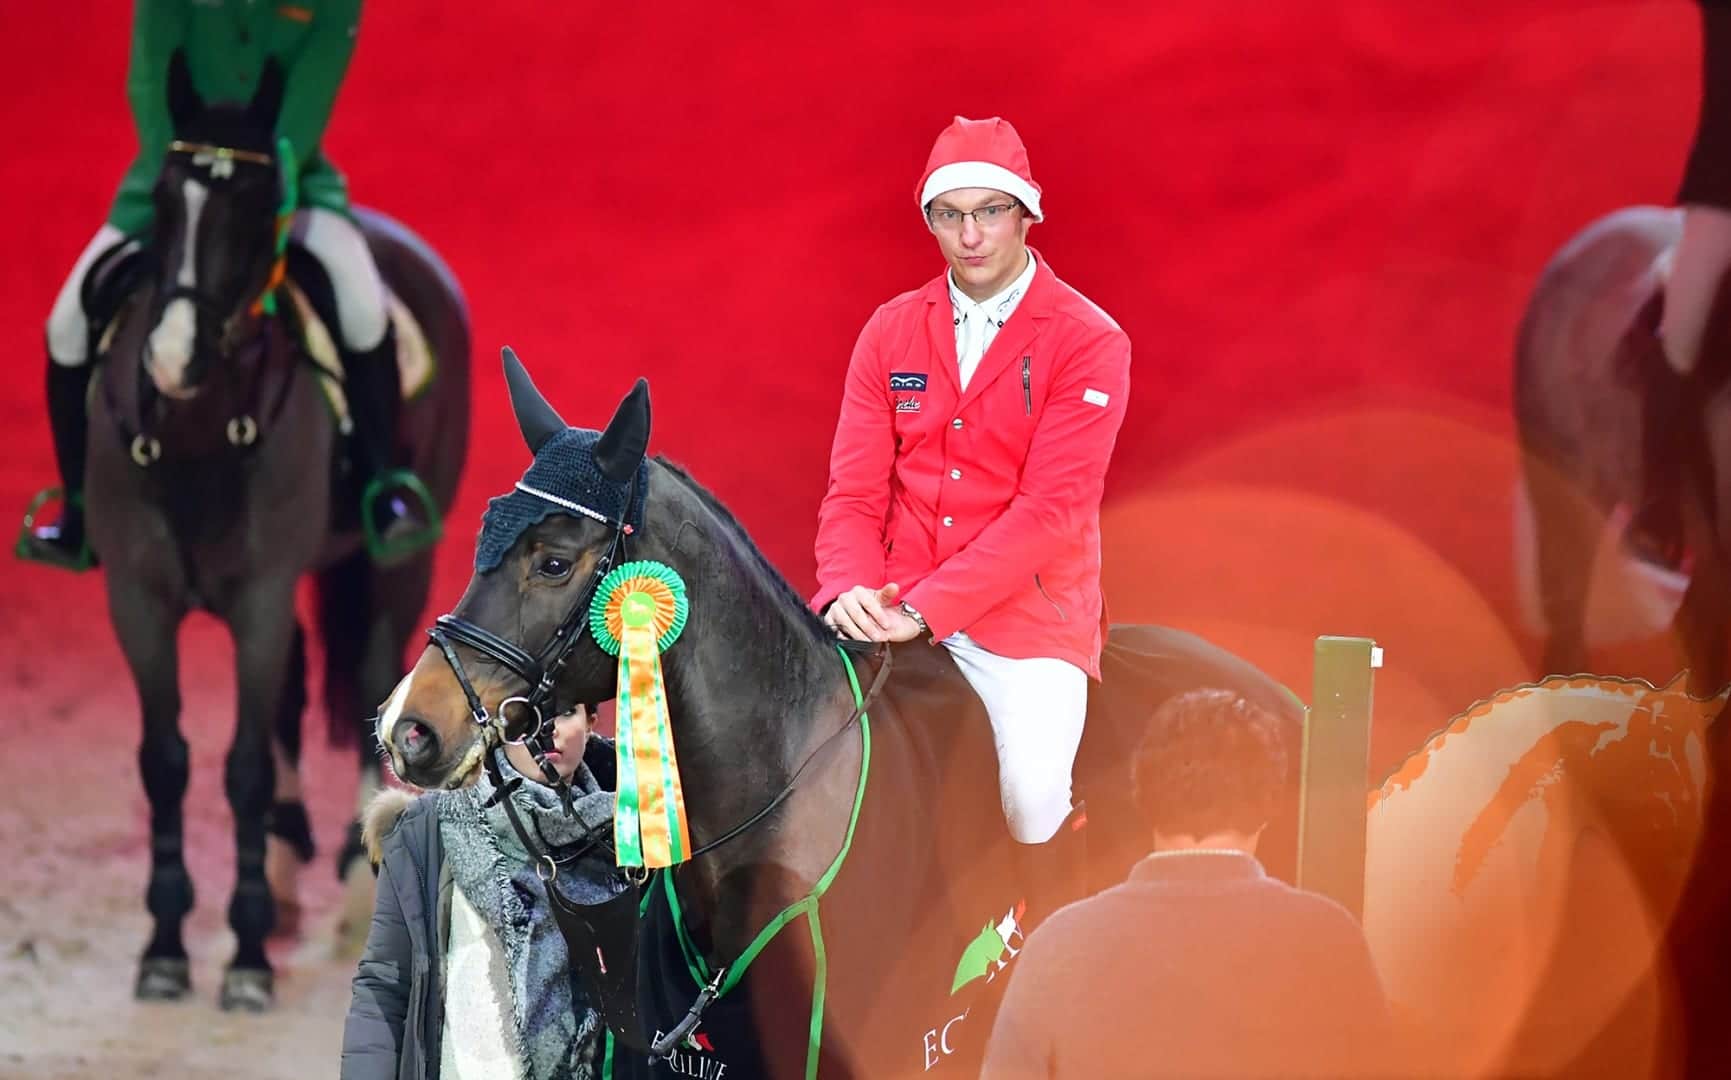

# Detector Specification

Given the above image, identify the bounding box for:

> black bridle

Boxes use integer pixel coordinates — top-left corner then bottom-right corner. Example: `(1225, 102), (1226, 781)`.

(111, 139), (292, 471)
(152, 139), (283, 351)
(426, 477), (637, 801)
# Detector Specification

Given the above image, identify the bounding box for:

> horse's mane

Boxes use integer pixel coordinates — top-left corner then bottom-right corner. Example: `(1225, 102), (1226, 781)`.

(653, 456), (835, 646)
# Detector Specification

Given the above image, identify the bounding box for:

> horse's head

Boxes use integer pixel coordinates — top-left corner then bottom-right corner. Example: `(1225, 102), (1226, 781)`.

(145, 51), (286, 399)
(379, 350), (660, 789)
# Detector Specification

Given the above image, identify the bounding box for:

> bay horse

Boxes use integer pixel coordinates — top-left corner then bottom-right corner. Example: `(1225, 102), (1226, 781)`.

(376, 350), (1305, 1076)
(1515, 204), (1731, 1068)
(63, 61), (468, 1008)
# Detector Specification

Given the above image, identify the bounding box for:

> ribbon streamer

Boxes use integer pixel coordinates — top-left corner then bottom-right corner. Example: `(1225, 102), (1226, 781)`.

(590, 560), (690, 868)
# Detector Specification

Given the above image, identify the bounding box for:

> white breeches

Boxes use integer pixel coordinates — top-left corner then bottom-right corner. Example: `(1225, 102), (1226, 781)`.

(942, 631), (1088, 844)
(1662, 203), (1731, 375)
(46, 224), (130, 367)
(292, 207), (388, 352)
(44, 207), (387, 368)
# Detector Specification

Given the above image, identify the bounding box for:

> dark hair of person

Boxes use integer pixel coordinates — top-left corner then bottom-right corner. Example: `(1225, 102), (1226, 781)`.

(1131, 688), (1289, 837)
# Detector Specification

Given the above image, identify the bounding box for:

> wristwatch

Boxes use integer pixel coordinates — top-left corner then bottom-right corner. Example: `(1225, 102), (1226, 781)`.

(900, 601), (928, 635)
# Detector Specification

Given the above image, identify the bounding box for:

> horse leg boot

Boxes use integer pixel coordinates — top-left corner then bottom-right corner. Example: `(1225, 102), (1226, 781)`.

(138, 730), (196, 1000)
(222, 727), (278, 1012)
(24, 353), (97, 569)
(219, 590), (299, 1012)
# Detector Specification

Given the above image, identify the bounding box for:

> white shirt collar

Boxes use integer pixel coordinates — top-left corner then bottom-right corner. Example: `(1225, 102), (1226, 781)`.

(948, 250), (1037, 323)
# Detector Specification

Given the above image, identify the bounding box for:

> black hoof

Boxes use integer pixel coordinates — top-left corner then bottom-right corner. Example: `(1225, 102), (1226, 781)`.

(135, 956), (192, 1001)
(219, 966), (274, 1012)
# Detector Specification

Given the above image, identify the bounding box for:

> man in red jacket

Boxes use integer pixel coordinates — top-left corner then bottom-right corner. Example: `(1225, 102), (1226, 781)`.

(813, 115), (1131, 915)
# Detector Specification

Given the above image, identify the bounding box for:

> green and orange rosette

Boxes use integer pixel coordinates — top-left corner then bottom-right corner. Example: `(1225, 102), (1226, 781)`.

(589, 560), (690, 868)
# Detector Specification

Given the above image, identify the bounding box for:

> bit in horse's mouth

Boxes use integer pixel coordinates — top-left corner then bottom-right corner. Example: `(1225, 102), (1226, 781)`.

(441, 737), (489, 790)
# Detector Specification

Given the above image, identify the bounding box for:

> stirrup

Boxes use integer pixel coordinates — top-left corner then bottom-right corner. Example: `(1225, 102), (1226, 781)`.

(361, 469), (442, 566)
(14, 487), (95, 572)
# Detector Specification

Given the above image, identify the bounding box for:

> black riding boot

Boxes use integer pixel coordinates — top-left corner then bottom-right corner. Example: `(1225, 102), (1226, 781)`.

(1629, 332), (1689, 572)
(340, 325), (424, 562)
(31, 354), (97, 565)
(947, 805), (1093, 1065)
(1013, 803), (1092, 933)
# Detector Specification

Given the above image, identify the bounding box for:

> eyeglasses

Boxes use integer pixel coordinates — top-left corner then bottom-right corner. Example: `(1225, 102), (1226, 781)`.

(927, 201), (1021, 231)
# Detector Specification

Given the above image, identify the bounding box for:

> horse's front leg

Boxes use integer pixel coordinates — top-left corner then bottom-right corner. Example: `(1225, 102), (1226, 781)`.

(106, 575), (194, 1000)
(218, 577), (300, 1012)
(265, 620), (313, 939)
(336, 555), (435, 957)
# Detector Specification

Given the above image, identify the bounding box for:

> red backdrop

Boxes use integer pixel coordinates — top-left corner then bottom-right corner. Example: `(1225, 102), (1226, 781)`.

(0, 1), (1699, 775)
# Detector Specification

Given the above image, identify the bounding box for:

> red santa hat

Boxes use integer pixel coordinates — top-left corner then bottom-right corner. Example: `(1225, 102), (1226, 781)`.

(916, 115), (1044, 222)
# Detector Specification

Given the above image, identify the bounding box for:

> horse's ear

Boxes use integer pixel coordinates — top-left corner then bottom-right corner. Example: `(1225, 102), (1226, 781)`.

(594, 378), (651, 483)
(248, 59), (286, 129)
(166, 50), (201, 136)
(502, 346), (567, 454)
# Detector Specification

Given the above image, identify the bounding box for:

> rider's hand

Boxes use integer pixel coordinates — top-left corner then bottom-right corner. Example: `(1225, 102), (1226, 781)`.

(825, 584), (894, 641)
(825, 583), (924, 643)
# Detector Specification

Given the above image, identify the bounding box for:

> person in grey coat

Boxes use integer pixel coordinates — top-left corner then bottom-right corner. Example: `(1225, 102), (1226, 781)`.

(340, 706), (630, 1080)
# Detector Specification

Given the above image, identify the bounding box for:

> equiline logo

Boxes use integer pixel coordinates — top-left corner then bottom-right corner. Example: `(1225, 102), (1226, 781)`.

(651, 1029), (727, 1078)
(951, 900), (1026, 994)
(920, 900), (1029, 1070)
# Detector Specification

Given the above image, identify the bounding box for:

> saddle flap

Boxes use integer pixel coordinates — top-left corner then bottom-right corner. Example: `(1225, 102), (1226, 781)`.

(281, 279), (437, 432)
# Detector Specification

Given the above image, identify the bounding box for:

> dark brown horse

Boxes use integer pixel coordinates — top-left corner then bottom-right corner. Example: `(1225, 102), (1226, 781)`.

(1515, 204), (1731, 1068)
(65, 65), (468, 1008)
(373, 353), (1307, 1076)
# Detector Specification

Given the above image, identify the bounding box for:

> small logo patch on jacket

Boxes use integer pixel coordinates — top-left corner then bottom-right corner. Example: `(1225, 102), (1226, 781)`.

(890, 372), (929, 392)
(1082, 388), (1110, 407)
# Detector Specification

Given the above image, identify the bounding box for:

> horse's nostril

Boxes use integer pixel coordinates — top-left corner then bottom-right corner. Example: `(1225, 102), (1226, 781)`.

(392, 716), (440, 766)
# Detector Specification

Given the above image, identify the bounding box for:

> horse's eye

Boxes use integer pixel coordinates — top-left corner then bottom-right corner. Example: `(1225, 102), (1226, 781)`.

(536, 556), (573, 580)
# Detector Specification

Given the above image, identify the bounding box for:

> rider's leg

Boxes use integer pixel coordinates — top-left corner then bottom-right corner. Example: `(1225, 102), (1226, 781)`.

(942, 632), (1091, 925)
(292, 208), (418, 550)
(34, 224), (129, 559)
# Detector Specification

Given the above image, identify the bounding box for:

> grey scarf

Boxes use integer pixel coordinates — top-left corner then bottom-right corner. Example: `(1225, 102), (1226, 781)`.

(438, 748), (626, 1080)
